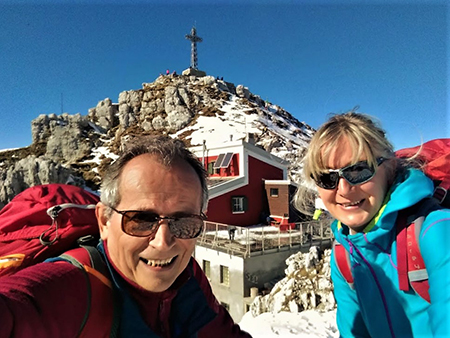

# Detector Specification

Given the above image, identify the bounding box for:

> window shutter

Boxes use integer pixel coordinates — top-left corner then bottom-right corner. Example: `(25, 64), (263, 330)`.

(243, 196), (248, 211)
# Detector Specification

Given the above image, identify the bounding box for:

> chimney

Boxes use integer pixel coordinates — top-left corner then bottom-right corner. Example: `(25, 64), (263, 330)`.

(250, 287), (258, 298)
(246, 133), (256, 145)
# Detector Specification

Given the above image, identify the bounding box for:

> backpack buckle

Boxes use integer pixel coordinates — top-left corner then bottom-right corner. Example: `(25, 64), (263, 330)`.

(77, 235), (97, 246)
(433, 186), (447, 204)
(47, 205), (63, 219)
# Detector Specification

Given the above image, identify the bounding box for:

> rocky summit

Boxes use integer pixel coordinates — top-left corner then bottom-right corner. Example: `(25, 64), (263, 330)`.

(0, 70), (315, 208)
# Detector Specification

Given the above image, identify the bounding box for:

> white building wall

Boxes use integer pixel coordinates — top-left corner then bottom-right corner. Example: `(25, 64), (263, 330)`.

(194, 246), (246, 321)
(195, 245), (304, 322)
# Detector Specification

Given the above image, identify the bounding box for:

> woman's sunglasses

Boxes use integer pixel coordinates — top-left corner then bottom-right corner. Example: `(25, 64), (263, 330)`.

(312, 157), (386, 190)
(109, 207), (206, 239)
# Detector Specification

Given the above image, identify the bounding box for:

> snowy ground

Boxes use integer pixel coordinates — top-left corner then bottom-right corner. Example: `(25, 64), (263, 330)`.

(239, 310), (339, 338)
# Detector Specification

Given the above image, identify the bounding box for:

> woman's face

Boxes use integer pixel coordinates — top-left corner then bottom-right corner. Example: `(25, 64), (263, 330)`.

(317, 137), (390, 233)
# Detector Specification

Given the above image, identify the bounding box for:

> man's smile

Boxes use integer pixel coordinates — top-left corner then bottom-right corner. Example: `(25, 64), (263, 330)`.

(140, 256), (177, 268)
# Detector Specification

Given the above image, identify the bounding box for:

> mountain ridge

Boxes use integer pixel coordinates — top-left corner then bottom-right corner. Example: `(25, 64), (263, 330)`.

(0, 70), (315, 207)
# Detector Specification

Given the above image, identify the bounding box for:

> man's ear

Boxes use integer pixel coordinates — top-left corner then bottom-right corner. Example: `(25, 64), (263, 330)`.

(96, 202), (110, 241)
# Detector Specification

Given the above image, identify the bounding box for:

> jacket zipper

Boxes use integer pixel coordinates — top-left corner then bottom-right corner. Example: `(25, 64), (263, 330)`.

(347, 239), (396, 338)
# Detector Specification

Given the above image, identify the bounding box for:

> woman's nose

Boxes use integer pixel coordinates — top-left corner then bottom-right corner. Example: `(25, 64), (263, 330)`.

(337, 176), (352, 194)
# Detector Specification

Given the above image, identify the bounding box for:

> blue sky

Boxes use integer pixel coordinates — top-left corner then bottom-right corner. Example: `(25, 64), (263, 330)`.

(0, 0), (448, 151)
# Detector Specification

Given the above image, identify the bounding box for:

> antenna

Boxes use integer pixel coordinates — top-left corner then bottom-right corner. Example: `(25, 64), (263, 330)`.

(60, 93), (64, 114)
(245, 116), (247, 139)
(202, 139), (206, 167)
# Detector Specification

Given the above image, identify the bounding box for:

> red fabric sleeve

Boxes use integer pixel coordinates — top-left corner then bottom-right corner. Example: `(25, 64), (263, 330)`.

(191, 259), (252, 338)
(0, 261), (90, 338)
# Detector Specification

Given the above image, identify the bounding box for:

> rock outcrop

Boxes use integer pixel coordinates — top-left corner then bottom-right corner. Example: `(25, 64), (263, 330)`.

(250, 246), (335, 317)
(0, 155), (74, 208)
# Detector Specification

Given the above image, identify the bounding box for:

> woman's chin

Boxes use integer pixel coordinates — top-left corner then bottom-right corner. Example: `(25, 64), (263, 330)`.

(340, 215), (369, 233)
(347, 223), (368, 234)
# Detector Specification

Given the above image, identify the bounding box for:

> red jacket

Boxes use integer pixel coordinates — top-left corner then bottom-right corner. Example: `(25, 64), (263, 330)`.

(0, 249), (251, 337)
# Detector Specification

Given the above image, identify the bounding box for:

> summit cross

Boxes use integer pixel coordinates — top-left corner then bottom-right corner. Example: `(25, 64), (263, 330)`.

(185, 26), (203, 70)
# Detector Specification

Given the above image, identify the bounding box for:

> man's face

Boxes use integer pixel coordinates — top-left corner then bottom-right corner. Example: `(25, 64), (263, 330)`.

(97, 154), (203, 292)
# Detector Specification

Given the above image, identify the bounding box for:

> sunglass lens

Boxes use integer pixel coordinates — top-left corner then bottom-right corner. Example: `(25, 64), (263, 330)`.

(170, 218), (204, 239)
(343, 162), (375, 185)
(123, 211), (159, 237)
(317, 172), (339, 189)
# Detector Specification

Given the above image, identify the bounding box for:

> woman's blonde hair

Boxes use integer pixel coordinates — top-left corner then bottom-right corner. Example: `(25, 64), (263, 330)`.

(293, 111), (397, 215)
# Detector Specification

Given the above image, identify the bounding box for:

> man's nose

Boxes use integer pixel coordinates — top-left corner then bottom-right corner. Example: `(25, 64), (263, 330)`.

(148, 220), (176, 249)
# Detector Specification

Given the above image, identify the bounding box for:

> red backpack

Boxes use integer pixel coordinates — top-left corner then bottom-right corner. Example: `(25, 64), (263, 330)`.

(334, 138), (450, 302)
(0, 183), (100, 276)
(0, 184), (119, 336)
(395, 138), (450, 207)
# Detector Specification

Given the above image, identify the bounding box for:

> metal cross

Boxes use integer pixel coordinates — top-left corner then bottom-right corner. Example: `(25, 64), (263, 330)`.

(185, 26), (203, 70)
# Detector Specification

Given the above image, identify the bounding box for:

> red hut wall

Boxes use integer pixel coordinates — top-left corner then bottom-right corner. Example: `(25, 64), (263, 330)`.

(207, 156), (283, 226)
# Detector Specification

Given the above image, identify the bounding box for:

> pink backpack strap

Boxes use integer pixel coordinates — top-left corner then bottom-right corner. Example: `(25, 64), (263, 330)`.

(396, 211), (409, 291)
(406, 218), (430, 302)
(333, 241), (354, 288)
(396, 199), (438, 302)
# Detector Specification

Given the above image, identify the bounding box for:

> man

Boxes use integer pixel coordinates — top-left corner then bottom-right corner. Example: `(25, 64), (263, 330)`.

(0, 136), (251, 337)
(228, 225), (237, 241)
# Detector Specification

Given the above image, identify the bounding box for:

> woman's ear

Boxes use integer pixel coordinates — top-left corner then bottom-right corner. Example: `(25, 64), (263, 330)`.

(96, 202), (110, 241)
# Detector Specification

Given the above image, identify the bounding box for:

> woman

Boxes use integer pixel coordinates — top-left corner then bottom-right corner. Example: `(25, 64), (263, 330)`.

(294, 112), (450, 337)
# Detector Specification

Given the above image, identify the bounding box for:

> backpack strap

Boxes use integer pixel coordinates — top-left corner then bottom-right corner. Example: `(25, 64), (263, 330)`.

(58, 251), (95, 337)
(333, 240), (354, 289)
(76, 235), (109, 277)
(396, 198), (439, 302)
(433, 184), (450, 207)
(396, 210), (410, 292)
(406, 218), (430, 302)
(59, 245), (121, 338)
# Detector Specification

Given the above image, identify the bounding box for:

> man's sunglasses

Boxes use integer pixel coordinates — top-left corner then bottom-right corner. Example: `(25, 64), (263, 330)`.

(312, 157), (386, 190)
(109, 207), (207, 239)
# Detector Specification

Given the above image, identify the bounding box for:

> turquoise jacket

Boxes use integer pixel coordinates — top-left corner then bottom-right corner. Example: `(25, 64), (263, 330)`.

(331, 169), (450, 337)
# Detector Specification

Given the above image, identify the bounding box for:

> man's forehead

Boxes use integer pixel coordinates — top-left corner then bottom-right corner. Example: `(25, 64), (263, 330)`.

(119, 154), (200, 189)
(124, 153), (189, 169)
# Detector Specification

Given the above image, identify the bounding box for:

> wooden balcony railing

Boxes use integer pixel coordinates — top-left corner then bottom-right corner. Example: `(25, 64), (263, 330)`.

(196, 219), (333, 258)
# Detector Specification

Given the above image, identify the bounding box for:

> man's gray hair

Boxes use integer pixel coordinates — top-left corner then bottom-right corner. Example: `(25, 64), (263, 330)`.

(100, 135), (208, 216)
